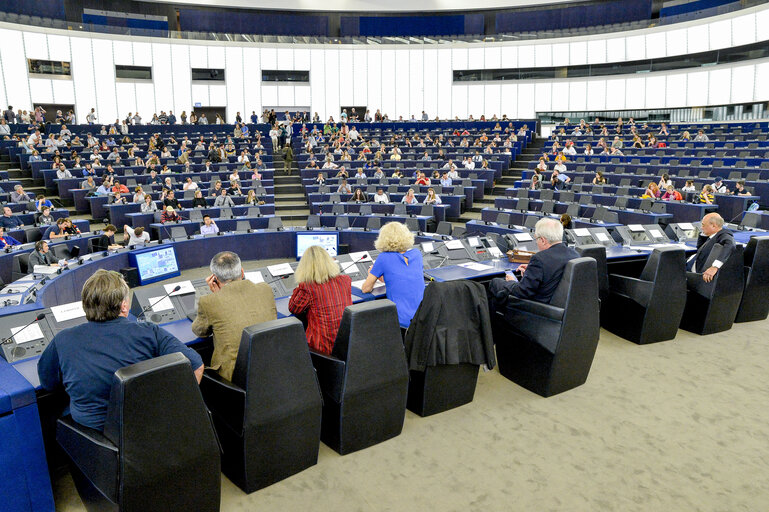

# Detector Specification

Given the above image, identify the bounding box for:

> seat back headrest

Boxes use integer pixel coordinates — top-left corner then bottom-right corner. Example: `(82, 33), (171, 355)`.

(550, 257), (597, 310)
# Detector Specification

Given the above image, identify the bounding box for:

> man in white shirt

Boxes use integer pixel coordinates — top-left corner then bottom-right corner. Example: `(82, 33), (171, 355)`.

(463, 157), (475, 170)
(447, 168), (460, 180)
(372, 189), (389, 203)
(86, 109), (97, 124)
(349, 126), (359, 140)
(563, 143), (577, 156)
(199, 215), (219, 235)
(554, 161), (567, 174)
(132, 113), (142, 125)
(123, 224), (150, 246)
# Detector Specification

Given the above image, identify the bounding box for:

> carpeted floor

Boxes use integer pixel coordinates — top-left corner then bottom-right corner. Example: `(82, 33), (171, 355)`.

(51, 316), (769, 511)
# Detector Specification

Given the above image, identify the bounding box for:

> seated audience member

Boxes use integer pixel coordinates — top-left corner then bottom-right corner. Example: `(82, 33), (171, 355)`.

(200, 215), (219, 235)
(658, 173), (673, 190)
(36, 206), (54, 226)
(191, 251), (277, 380)
(288, 245), (353, 354)
(415, 172), (430, 186)
(37, 269), (203, 430)
(0, 225), (20, 248)
(315, 173), (326, 185)
(560, 213), (573, 231)
(592, 171), (607, 185)
(401, 188), (418, 205)
(488, 217), (579, 305)
(644, 182), (661, 199)
(49, 218), (72, 239)
(141, 194), (158, 213)
(550, 169), (570, 189)
(93, 224), (122, 251)
(699, 185), (715, 205)
(712, 178), (729, 194)
(245, 189), (265, 206)
(28, 240), (58, 267)
(163, 190), (181, 210)
(123, 225), (150, 246)
(423, 188), (441, 205)
(361, 222), (425, 326)
(337, 179), (352, 194)
(661, 185), (682, 201)
(161, 206), (180, 223)
(682, 180), (696, 193)
(35, 194), (53, 211)
(0, 206), (23, 229)
(214, 189), (235, 207)
(373, 189), (389, 204)
(112, 179), (129, 195)
(734, 181), (752, 196)
(11, 185), (31, 204)
(530, 174), (542, 190)
(350, 188), (368, 203)
(191, 189), (208, 208)
(687, 213), (735, 283)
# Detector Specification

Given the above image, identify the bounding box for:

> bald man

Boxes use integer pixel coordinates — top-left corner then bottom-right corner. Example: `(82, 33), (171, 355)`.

(687, 213), (735, 283)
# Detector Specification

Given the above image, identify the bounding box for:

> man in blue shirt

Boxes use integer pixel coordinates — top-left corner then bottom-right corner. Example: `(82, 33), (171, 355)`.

(0, 206), (23, 229)
(38, 270), (204, 430)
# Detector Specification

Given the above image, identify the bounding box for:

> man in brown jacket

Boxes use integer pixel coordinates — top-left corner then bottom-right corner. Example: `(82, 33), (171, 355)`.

(191, 251), (276, 380)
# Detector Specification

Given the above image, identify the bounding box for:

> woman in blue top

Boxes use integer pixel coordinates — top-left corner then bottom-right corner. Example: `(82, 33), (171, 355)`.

(362, 221), (425, 327)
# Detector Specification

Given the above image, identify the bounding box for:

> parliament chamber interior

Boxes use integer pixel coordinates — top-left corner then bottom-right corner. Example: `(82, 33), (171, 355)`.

(1, 0), (769, 510)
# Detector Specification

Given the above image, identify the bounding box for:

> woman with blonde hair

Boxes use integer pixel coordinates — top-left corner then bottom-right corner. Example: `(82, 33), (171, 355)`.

(362, 222), (425, 327)
(288, 245), (353, 354)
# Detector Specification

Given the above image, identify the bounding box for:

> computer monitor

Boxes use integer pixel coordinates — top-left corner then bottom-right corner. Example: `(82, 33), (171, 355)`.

(128, 245), (181, 285)
(296, 232), (339, 259)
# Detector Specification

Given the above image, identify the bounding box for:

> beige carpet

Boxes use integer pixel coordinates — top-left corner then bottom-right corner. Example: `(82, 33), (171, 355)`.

(52, 318), (769, 512)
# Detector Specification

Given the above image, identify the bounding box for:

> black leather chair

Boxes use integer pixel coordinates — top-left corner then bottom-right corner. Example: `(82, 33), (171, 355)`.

(200, 318), (322, 493)
(492, 258), (600, 397)
(11, 253), (30, 281)
(575, 245), (609, 308)
(602, 247), (687, 344)
(735, 236), (769, 323)
(56, 353), (221, 512)
(680, 244), (744, 335)
(310, 301), (408, 455)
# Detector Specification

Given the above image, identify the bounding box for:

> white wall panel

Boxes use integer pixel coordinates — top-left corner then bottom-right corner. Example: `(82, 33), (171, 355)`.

(757, 9), (769, 41)
(132, 42), (152, 67)
(451, 84), (468, 119)
(468, 48), (484, 69)
(276, 48), (293, 69)
(687, 24), (709, 54)
(451, 48), (468, 70)
(436, 48), (452, 119)
(135, 82), (156, 118)
(2, 29), (32, 112)
(309, 49), (325, 119)
(366, 50), (382, 116)
(500, 83), (516, 118)
(91, 40), (117, 122)
(586, 79), (606, 111)
(625, 35), (645, 61)
(242, 47), (260, 116)
(569, 41), (587, 66)
(665, 74), (687, 108)
(467, 84), (484, 117)
(500, 46), (517, 68)
(29, 79), (53, 103)
(730, 65), (755, 104)
(170, 45), (192, 116)
(568, 81), (587, 111)
(731, 14), (756, 47)
(534, 82), (551, 112)
(187, 45), (206, 68)
(209, 84), (227, 106)
(708, 19), (732, 50)
(277, 86), (294, 106)
(153, 43), (174, 117)
(324, 49), (340, 118)
(552, 43), (569, 67)
(517, 83), (534, 119)
(261, 85), (278, 107)
(52, 80), (75, 105)
(666, 28), (688, 56)
(484, 47), (501, 69)
(47, 35), (70, 62)
(394, 49), (410, 118)
(606, 37), (625, 63)
(644, 75), (665, 109)
(224, 47), (244, 122)
(191, 83), (209, 107)
(645, 32), (666, 59)
(294, 86), (311, 107)
(484, 83), (500, 118)
(353, 50), (367, 105)
(551, 82), (569, 111)
(605, 79), (626, 110)
(294, 49), (311, 71)
(115, 82), (136, 120)
(423, 49), (438, 118)
(625, 77), (645, 109)
(586, 39), (606, 64)
(207, 46), (225, 68)
(535, 43), (552, 67)
(687, 70), (709, 106)
(23, 33), (48, 60)
(69, 36), (96, 121)
(518, 45), (535, 67)
(755, 62), (769, 102)
(113, 41), (133, 65)
(708, 68), (731, 105)
(338, 49), (353, 104)
(260, 48), (277, 70)
(409, 50), (423, 117)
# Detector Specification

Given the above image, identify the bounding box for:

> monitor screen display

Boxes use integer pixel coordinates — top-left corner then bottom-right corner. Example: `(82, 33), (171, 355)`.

(296, 232), (339, 259)
(128, 245), (181, 285)
(630, 230), (650, 242)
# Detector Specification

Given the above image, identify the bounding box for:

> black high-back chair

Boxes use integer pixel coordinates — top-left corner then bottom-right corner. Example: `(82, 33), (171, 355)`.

(56, 353), (221, 512)
(603, 247), (687, 344)
(200, 318), (322, 493)
(12, 253), (30, 281)
(575, 245), (609, 307)
(492, 258), (600, 397)
(680, 244), (744, 335)
(310, 301), (409, 455)
(735, 236), (769, 323)
(436, 221), (452, 235)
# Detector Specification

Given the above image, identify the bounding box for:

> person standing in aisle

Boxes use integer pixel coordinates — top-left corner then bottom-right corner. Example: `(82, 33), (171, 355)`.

(283, 142), (294, 176)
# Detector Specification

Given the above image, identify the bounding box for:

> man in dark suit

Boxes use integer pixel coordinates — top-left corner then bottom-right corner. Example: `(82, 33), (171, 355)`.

(488, 217), (579, 305)
(687, 213), (735, 283)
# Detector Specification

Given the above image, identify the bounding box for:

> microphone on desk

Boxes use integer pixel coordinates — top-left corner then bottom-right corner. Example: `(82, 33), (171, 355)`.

(137, 285), (181, 322)
(265, 274), (290, 285)
(1, 313), (45, 345)
(726, 211), (747, 230)
(339, 255), (368, 275)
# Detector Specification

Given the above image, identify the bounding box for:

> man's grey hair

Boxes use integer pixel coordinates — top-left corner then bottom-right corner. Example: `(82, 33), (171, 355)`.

(14, 184), (22, 191)
(210, 251), (242, 283)
(534, 217), (564, 244)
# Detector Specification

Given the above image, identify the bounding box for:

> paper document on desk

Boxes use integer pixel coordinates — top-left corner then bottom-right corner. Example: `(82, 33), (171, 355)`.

(458, 262), (494, 272)
(267, 263), (294, 276)
(574, 228), (590, 237)
(513, 233), (532, 242)
(245, 271), (265, 284)
(678, 222), (694, 230)
(351, 279), (384, 291)
(1, 281), (35, 294)
(648, 229), (665, 239)
(595, 232), (610, 242)
(628, 224), (644, 232)
(421, 242), (435, 252)
(165, 280), (195, 296)
(347, 251), (373, 263)
(33, 265), (59, 275)
(10, 323), (44, 344)
(148, 296), (173, 312)
(51, 301), (86, 322)
(335, 261), (360, 274)
(445, 240), (465, 250)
